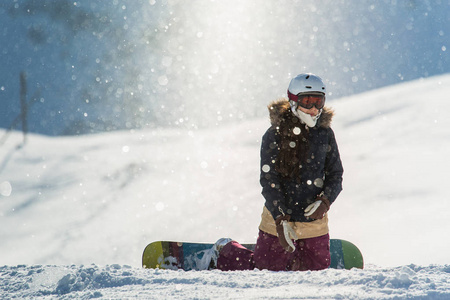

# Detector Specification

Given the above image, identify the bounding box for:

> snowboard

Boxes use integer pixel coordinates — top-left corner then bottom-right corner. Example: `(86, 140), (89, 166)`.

(142, 239), (363, 271)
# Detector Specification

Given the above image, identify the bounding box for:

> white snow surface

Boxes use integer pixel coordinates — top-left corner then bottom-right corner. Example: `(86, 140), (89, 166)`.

(1, 75), (450, 298)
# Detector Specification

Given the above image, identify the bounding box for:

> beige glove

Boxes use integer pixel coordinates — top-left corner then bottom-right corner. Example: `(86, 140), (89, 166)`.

(275, 215), (299, 253)
(304, 197), (331, 220)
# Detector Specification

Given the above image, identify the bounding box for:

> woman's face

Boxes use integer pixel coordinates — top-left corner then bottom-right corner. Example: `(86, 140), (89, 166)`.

(298, 105), (319, 117)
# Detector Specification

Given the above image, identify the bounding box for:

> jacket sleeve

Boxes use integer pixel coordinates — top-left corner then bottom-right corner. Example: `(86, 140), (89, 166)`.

(322, 128), (344, 204)
(260, 128), (288, 220)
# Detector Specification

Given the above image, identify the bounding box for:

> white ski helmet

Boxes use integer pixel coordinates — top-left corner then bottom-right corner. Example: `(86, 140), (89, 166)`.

(287, 73), (326, 127)
(288, 73), (326, 97)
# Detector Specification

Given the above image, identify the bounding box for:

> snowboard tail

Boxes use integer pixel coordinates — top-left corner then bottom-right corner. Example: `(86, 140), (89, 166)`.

(142, 239), (363, 271)
(329, 239), (364, 270)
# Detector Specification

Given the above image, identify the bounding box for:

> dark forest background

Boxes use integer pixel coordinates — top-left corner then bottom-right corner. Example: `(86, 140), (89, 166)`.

(1, 0), (448, 135)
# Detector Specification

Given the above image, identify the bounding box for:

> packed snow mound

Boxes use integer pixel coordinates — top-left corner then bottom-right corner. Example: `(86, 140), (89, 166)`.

(2, 264), (450, 299)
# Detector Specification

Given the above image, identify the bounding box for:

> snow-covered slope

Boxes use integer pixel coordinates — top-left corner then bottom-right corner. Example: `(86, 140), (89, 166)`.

(331, 74), (450, 267)
(1, 75), (450, 298)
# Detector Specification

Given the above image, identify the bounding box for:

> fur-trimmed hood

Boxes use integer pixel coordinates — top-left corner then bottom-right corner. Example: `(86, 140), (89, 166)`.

(268, 98), (334, 128)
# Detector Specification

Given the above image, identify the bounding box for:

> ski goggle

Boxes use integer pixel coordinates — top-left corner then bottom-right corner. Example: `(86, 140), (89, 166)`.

(287, 90), (325, 109)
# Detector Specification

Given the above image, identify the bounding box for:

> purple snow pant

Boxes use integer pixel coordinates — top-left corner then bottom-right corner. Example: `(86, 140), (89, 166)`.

(217, 230), (330, 271)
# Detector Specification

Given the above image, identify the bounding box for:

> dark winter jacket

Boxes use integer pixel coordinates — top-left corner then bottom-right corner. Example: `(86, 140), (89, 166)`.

(260, 99), (343, 222)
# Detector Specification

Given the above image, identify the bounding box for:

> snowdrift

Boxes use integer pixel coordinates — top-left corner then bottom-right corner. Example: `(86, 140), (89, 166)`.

(2, 264), (450, 299)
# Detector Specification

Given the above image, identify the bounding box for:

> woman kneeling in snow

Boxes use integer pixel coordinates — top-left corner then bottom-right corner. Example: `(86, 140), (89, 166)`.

(211, 73), (344, 271)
